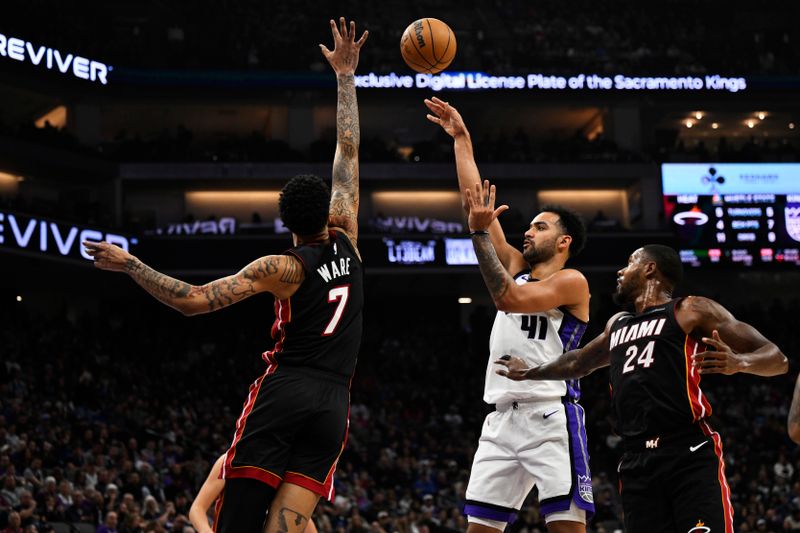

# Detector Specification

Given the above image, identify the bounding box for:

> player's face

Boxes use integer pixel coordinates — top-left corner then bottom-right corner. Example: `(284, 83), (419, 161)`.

(614, 248), (646, 304)
(522, 212), (562, 265)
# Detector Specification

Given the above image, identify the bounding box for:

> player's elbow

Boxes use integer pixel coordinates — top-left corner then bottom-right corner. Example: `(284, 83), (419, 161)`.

(789, 422), (800, 444)
(177, 297), (206, 317)
(779, 354), (789, 375)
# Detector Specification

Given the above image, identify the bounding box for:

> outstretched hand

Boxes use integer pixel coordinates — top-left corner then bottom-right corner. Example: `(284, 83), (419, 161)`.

(692, 330), (745, 375)
(494, 356), (531, 381)
(320, 17), (368, 75)
(464, 179), (509, 232)
(424, 97), (468, 138)
(83, 241), (135, 272)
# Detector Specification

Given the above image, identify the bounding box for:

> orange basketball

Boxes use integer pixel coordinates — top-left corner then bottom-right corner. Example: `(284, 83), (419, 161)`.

(400, 18), (457, 74)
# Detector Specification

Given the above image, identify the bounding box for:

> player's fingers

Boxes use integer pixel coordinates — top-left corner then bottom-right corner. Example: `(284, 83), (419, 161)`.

(701, 336), (727, 351)
(329, 20), (339, 42)
(693, 351), (725, 361)
(423, 98), (442, 112)
(464, 188), (475, 208)
(349, 21), (356, 41)
(493, 359), (510, 367)
(319, 44), (332, 57)
(356, 30), (369, 47)
(426, 114), (442, 125)
(473, 181), (483, 204)
(494, 205), (510, 219)
(495, 369), (509, 377)
(339, 17), (347, 38)
(488, 184), (498, 208)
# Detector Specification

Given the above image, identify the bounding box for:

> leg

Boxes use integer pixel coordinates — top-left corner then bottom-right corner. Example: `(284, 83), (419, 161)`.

(546, 520), (585, 533)
(467, 522), (504, 533)
(264, 482), (320, 533)
(215, 478), (276, 533)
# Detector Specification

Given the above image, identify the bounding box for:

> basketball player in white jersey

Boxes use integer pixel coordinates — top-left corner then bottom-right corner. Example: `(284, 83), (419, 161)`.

(427, 97), (594, 533)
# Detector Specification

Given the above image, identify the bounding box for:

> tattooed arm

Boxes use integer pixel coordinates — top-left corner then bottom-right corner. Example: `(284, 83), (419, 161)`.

(320, 18), (368, 248)
(494, 313), (620, 381)
(465, 180), (589, 314)
(83, 241), (304, 316)
(788, 375), (800, 443)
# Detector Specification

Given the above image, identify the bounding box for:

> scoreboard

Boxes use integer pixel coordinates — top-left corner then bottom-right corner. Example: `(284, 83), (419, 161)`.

(662, 164), (800, 267)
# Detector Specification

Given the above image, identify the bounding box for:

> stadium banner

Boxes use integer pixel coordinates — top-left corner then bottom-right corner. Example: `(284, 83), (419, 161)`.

(0, 211), (135, 262)
(0, 32), (111, 84)
(354, 72), (747, 93)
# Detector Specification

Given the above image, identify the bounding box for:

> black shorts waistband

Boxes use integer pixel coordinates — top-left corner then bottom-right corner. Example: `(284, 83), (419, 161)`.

(276, 364), (350, 386)
(623, 423), (710, 452)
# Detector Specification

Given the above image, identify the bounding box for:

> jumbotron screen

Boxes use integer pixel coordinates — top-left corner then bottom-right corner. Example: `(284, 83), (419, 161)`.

(662, 163), (800, 267)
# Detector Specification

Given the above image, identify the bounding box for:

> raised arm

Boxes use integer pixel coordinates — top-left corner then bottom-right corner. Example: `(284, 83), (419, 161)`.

(426, 97), (526, 274)
(83, 241), (304, 316)
(464, 180), (588, 314)
(679, 296), (788, 377)
(320, 18), (368, 247)
(495, 313), (620, 381)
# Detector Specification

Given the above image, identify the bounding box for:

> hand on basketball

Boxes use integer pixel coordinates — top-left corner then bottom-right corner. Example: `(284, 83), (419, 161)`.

(464, 180), (509, 232)
(83, 241), (136, 272)
(424, 97), (468, 138)
(494, 356), (530, 381)
(692, 330), (744, 375)
(320, 17), (368, 75)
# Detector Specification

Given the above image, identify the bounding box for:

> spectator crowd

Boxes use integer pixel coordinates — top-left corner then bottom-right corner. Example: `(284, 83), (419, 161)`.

(0, 287), (798, 532)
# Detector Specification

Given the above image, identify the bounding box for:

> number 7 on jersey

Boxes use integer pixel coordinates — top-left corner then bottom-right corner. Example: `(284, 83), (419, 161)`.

(323, 285), (350, 336)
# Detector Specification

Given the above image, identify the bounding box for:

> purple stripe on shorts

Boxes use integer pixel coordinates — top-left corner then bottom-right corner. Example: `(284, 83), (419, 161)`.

(464, 504), (518, 524)
(564, 401), (596, 518)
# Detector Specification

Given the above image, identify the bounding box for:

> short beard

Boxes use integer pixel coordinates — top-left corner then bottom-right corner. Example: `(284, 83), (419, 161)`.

(612, 286), (636, 311)
(523, 242), (555, 266)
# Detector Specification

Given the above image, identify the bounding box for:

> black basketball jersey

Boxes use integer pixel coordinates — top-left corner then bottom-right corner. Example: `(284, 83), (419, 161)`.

(262, 230), (363, 379)
(608, 298), (712, 441)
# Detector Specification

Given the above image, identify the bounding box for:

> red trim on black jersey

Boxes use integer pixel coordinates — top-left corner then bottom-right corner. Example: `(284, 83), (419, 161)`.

(212, 490), (223, 532)
(683, 335), (713, 421)
(224, 465), (283, 489)
(284, 401), (351, 501)
(222, 363), (278, 480)
(264, 298), (292, 364)
(700, 420), (735, 533)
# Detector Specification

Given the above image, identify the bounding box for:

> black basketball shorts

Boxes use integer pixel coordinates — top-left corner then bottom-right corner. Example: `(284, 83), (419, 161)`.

(222, 365), (350, 500)
(618, 421), (733, 533)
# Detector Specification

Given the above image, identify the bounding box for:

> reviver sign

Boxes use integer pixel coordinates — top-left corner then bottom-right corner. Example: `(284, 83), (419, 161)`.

(0, 32), (111, 84)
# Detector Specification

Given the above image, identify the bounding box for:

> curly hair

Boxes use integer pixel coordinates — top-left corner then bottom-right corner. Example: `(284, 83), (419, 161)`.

(279, 174), (331, 236)
(539, 204), (587, 257)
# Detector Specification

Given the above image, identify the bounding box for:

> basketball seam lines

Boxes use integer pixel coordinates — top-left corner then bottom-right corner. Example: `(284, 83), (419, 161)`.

(426, 19), (437, 62)
(405, 56), (434, 73)
(439, 26), (453, 65)
(408, 27), (437, 69)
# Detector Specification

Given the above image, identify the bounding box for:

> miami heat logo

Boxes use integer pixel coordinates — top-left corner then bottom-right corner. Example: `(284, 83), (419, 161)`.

(786, 203), (800, 243)
(688, 520), (711, 532)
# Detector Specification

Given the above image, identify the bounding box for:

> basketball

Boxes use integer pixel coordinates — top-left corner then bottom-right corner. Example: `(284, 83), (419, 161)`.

(400, 18), (457, 74)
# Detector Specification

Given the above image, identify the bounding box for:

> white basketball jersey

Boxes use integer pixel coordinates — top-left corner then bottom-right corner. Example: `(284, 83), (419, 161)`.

(484, 273), (588, 405)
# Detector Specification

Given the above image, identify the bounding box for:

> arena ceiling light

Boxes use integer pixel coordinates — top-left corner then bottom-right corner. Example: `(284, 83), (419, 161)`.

(694, 112), (704, 120)
(757, 112), (767, 120)
(685, 120), (694, 128)
(458, 297), (472, 304)
(711, 123), (720, 130)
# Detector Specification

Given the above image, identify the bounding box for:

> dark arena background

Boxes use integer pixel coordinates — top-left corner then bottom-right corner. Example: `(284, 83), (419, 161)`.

(2, 2), (800, 532)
